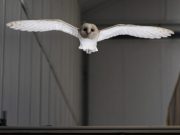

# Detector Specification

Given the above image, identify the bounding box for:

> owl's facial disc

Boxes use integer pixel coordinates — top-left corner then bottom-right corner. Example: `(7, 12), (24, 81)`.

(80, 23), (99, 39)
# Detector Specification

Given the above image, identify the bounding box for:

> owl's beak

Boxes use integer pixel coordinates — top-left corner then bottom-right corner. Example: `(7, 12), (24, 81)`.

(86, 29), (91, 35)
(86, 31), (91, 35)
(86, 32), (90, 35)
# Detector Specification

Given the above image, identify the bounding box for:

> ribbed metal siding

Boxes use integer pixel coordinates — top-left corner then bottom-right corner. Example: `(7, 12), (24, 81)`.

(0, 0), (82, 126)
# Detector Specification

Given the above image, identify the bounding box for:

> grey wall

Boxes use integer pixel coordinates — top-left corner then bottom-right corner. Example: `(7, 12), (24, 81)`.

(0, 0), (83, 126)
(89, 40), (180, 126)
(82, 0), (180, 25)
(87, 0), (180, 126)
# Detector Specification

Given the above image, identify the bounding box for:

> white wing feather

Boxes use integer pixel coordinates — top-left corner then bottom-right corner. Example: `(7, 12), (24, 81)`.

(6, 19), (79, 38)
(98, 24), (174, 41)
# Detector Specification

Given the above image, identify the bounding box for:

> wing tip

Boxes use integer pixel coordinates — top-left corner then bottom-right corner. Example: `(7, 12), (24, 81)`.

(6, 21), (18, 30)
(6, 21), (26, 31)
(170, 30), (175, 35)
(6, 22), (13, 28)
(165, 29), (175, 38)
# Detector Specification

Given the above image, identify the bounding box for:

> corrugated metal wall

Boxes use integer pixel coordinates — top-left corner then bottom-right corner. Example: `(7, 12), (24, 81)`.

(0, 0), (83, 126)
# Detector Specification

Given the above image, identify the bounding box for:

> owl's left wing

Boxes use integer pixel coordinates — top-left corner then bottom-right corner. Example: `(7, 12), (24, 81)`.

(7, 19), (79, 38)
(98, 24), (174, 42)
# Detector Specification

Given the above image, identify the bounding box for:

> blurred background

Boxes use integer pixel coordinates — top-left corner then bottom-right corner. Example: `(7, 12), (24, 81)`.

(0, 0), (180, 127)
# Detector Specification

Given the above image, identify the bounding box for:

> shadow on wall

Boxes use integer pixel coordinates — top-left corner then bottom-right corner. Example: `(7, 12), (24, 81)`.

(167, 73), (180, 125)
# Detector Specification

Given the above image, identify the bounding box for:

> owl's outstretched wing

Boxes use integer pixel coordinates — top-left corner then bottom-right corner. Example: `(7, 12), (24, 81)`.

(98, 24), (174, 42)
(7, 19), (79, 38)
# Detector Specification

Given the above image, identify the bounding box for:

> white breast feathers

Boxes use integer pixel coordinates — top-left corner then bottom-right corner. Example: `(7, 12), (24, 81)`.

(79, 37), (98, 54)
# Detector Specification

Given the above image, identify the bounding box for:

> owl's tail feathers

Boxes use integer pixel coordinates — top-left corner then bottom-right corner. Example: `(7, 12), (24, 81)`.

(79, 45), (98, 54)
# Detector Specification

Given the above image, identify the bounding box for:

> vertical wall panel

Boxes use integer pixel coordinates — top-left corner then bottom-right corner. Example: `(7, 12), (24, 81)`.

(3, 0), (21, 126)
(72, 12), (81, 126)
(51, 0), (64, 126)
(123, 40), (162, 125)
(49, 74), (57, 126)
(164, 40), (180, 124)
(49, 0), (59, 126)
(89, 41), (124, 125)
(0, 0), (82, 127)
(89, 39), (180, 126)
(66, 0), (74, 126)
(30, 0), (42, 126)
(72, 0), (82, 124)
(40, 0), (51, 126)
(61, 0), (70, 125)
(18, 9), (32, 126)
(161, 40), (173, 124)
(0, 0), (5, 117)
(61, 1), (70, 121)
(69, 0), (81, 125)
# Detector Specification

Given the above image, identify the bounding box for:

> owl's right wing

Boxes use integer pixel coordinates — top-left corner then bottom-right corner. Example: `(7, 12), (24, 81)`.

(6, 19), (79, 38)
(98, 24), (174, 42)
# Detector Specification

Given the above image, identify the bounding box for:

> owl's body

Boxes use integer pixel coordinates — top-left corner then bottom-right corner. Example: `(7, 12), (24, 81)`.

(79, 37), (98, 54)
(78, 31), (99, 54)
(6, 20), (174, 54)
(78, 23), (99, 54)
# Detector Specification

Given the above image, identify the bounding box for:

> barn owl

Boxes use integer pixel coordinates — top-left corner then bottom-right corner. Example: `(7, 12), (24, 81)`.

(7, 19), (174, 54)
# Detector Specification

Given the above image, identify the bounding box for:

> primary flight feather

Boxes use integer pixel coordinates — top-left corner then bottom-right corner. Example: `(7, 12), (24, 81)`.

(7, 19), (174, 54)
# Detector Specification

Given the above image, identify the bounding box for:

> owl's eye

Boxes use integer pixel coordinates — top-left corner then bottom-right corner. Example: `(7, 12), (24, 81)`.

(83, 28), (87, 31)
(91, 29), (95, 32)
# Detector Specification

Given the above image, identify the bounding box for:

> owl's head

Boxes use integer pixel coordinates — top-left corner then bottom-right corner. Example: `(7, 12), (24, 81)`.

(80, 23), (99, 39)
